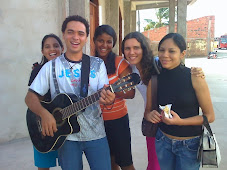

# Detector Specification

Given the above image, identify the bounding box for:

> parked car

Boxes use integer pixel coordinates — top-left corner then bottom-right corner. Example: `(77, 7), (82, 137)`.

(208, 51), (218, 59)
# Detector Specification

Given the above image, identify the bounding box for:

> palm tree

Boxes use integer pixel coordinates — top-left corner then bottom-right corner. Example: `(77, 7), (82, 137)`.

(156, 8), (169, 27)
(144, 19), (156, 31)
(144, 8), (170, 31)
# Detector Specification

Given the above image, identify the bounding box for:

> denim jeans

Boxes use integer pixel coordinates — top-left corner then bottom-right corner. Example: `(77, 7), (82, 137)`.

(58, 137), (111, 170)
(155, 128), (200, 170)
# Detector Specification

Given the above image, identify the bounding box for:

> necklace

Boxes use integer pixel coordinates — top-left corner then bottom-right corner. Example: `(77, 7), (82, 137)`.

(64, 54), (81, 70)
(67, 61), (77, 70)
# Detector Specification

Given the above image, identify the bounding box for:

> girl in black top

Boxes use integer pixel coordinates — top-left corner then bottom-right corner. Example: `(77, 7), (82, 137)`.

(144, 33), (215, 170)
(122, 32), (205, 170)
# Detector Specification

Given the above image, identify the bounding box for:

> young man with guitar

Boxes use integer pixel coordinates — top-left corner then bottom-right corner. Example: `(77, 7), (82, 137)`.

(25, 15), (116, 170)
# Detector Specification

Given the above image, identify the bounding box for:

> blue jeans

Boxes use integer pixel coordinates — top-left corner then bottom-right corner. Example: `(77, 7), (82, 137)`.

(58, 137), (111, 170)
(155, 128), (200, 170)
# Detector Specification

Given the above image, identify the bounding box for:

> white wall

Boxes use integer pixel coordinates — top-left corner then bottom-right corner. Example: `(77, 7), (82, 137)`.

(0, 0), (65, 143)
(98, 0), (106, 25)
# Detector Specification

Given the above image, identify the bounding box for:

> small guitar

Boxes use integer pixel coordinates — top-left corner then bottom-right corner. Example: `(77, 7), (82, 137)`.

(26, 73), (140, 153)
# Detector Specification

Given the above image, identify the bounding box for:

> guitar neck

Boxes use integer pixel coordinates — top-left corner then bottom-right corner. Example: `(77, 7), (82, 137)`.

(61, 86), (111, 119)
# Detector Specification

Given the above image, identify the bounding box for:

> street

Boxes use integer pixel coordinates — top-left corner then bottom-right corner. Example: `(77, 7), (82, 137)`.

(185, 52), (227, 169)
(215, 49), (227, 59)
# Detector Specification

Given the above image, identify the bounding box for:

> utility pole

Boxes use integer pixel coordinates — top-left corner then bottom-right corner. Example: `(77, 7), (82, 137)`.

(137, 10), (140, 32)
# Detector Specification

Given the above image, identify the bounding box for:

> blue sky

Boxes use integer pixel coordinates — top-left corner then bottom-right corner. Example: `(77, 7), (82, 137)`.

(139, 0), (227, 37)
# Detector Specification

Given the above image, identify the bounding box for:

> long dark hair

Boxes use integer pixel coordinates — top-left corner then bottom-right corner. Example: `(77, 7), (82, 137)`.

(40, 33), (63, 65)
(93, 25), (117, 75)
(122, 32), (156, 85)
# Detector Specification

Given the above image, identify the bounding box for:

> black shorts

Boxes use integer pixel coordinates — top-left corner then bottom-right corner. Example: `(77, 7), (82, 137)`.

(104, 114), (133, 167)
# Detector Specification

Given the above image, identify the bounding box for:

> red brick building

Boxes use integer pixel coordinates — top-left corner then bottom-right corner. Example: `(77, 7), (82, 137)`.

(143, 16), (215, 57)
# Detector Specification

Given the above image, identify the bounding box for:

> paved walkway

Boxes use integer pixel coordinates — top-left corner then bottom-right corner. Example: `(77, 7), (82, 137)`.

(1, 57), (227, 170)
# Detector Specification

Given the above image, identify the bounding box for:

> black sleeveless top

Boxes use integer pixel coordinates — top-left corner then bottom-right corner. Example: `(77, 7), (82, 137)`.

(157, 64), (202, 137)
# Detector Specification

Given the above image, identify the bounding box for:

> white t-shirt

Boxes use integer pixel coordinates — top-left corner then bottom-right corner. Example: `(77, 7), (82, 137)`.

(131, 65), (147, 109)
(30, 54), (109, 141)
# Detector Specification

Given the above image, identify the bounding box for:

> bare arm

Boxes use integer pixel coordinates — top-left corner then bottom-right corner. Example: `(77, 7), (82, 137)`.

(25, 91), (57, 136)
(25, 90), (46, 116)
(191, 73), (215, 123)
(162, 74), (215, 126)
(144, 80), (161, 123)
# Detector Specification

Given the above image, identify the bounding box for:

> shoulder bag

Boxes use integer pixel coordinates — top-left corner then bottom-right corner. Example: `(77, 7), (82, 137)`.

(141, 75), (158, 137)
(197, 115), (221, 168)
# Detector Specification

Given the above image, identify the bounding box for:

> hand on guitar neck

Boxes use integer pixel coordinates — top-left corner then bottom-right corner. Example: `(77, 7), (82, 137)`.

(99, 84), (116, 105)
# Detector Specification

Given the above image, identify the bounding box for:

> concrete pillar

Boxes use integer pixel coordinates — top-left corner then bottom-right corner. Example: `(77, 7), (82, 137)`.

(207, 19), (212, 54)
(58, 0), (69, 41)
(177, 0), (187, 61)
(68, 0), (90, 55)
(69, 0), (89, 19)
(169, 0), (175, 33)
(131, 10), (136, 32)
(105, 0), (119, 54)
(124, 1), (131, 37)
(177, 0), (187, 39)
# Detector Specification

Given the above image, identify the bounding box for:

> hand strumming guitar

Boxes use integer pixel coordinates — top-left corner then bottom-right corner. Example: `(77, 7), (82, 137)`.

(39, 109), (57, 137)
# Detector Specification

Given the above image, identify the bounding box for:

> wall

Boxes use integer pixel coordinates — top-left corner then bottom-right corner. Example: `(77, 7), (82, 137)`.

(143, 16), (215, 57)
(98, 0), (106, 25)
(187, 16), (215, 57)
(0, 0), (66, 143)
(0, 0), (125, 143)
(143, 27), (169, 56)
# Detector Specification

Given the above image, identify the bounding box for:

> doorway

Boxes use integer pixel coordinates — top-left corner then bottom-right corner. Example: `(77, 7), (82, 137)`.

(90, 0), (99, 56)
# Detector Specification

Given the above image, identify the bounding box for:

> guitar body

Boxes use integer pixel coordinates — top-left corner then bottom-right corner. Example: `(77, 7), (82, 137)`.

(26, 93), (80, 153)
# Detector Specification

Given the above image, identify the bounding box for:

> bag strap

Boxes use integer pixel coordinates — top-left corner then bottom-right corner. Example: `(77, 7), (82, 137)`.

(202, 115), (214, 136)
(151, 75), (158, 110)
(153, 57), (161, 74)
(52, 58), (60, 95)
(80, 54), (90, 98)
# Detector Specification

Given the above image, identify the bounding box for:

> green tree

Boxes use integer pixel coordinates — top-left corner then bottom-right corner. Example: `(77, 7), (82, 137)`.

(143, 19), (156, 31)
(156, 8), (169, 27)
(144, 8), (169, 31)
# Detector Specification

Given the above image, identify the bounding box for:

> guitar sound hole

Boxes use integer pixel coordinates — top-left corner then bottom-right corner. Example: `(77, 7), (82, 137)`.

(53, 108), (65, 127)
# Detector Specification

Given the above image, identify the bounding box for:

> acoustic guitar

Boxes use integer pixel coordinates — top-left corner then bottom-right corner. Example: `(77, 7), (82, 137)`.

(26, 73), (140, 153)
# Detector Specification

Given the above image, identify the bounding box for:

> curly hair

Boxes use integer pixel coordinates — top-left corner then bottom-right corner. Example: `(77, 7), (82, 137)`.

(122, 32), (156, 85)
(61, 15), (89, 37)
